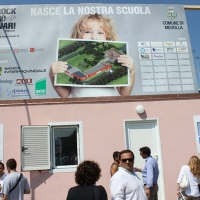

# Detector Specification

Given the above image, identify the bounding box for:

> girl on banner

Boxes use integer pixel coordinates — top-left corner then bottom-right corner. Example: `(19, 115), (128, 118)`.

(49, 13), (135, 98)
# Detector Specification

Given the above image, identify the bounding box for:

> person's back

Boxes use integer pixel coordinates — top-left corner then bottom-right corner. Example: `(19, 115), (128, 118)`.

(2, 158), (30, 200)
(66, 160), (108, 200)
(177, 165), (200, 197)
(67, 185), (107, 200)
(3, 172), (29, 200)
(177, 156), (200, 199)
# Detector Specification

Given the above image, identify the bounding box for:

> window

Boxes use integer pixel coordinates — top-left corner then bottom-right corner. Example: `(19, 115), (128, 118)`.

(52, 126), (79, 168)
(193, 116), (200, 153)
(21, 122), (84, 172)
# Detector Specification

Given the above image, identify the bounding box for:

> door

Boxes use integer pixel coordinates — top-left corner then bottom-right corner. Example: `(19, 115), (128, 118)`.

(125, 120), (165, 200)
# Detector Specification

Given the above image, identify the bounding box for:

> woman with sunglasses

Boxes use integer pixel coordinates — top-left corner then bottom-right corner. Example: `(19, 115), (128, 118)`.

(66, 160), (107, 200)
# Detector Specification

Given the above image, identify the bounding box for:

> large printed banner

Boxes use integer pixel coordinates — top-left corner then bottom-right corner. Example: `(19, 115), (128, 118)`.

(0, 4), (198, 99)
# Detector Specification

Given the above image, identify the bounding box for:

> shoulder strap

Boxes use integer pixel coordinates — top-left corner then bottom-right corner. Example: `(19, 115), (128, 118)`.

(93, 186), (101, 200)
(9, 173), (23, 194)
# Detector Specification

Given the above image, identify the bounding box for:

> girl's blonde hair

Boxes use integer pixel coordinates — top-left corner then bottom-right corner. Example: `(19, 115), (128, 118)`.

(188, 156), (200, 177)
(71, 13), (118, 41)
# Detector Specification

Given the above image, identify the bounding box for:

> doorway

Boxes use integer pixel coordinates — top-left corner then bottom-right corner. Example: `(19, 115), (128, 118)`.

(124, 119), (165, 200)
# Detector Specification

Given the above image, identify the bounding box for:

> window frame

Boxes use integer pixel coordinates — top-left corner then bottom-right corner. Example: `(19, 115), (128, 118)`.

(20, 121), (84, 173)
(49, 121), (84, 173)
(193, 115), (200, 153)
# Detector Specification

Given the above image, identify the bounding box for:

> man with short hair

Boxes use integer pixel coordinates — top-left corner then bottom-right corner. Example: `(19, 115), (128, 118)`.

(110, 151), (120, 176)
(135, 146), (159, 200)
(2, 158), (30, 200)
(0, 162), (6, 200)
(110, 149), (147, 200)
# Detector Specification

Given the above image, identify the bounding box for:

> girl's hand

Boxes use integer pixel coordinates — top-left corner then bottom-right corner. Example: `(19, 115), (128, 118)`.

(49, 61), (71, 98)
(50, 61), (68, 77)
(116, 55), (135, 96)
(117, 55), (135, 75)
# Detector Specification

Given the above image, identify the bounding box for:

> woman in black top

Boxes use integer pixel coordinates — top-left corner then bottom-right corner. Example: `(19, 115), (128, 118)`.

(66, 160), (108, 200)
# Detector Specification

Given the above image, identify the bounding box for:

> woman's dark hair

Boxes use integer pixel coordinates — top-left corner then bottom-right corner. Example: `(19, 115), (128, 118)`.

(75, 160), (101, 186)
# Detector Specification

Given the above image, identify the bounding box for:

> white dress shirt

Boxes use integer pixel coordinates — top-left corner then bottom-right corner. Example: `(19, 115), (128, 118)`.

(177, 165), (200, 197)
(110, 167), (147, 200)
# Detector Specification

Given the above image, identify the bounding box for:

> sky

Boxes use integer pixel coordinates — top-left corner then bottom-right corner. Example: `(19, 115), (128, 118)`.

(1, 0), (200, 87)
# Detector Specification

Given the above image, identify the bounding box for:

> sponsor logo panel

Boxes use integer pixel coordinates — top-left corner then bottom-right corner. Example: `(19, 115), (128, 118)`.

(152, 54), (165, 59)
(164, 47), (176, 53)
(0, 49), (12, 53)
(4, 67), (46, 74)
(152, 47), (164, 53)
(176, 41), (187, 47)
(138, 48), (151, 53)
(139, 54), (151, 60)
(0, 60), (8, 63)
(0, 79), (13, 84)
(177, 47), (188, 53)
(7, 88), (30, 97)
(30, 48), (44, 52)
(16, 78), (33, 85)
(35, 78), (46, 95)
(138, 42), (150, 47)
(14, 48), (28, 53)
(151, 42), (163, 47)
(163, 42), (176, 47)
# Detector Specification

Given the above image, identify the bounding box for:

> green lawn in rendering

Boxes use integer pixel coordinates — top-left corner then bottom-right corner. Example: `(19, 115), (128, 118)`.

(59, 40), (75, 50)
(56, 73), (71, 84)
(106, 75), (128, 85)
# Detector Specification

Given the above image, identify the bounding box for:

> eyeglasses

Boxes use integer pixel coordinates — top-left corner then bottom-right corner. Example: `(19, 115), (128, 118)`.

(121, 158), (134, 163)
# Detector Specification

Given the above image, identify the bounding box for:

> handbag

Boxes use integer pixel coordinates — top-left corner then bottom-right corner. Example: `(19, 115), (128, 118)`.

(180, 166), (189, 190)
(93, 185), (101, 200)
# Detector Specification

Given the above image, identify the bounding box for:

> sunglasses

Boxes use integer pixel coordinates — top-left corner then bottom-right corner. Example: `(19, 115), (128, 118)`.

(121, 158), (134, 163)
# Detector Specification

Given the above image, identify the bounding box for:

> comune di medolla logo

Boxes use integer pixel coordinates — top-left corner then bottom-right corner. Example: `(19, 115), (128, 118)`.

(166, 7), (177, 20)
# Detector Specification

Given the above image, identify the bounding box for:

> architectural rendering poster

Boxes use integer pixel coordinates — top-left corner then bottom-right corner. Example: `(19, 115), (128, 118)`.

(55, 39), (129, 87)
(0, 4), (198, 100)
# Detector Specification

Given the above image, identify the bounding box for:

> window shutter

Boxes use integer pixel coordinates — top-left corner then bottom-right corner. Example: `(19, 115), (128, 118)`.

(21, 126), (50, 171)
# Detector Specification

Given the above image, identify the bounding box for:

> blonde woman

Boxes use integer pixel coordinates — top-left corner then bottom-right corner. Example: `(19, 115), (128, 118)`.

(177, 156), (200, 200)
(50, 13), (135, 98)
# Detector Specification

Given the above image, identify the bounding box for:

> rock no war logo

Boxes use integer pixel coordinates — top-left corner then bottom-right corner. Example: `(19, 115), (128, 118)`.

(0, 8), (17, 30)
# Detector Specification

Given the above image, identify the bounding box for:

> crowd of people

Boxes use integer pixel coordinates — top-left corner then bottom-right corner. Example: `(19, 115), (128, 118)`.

(66, 146), (159, 200)
(1, 148), (200, 200)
